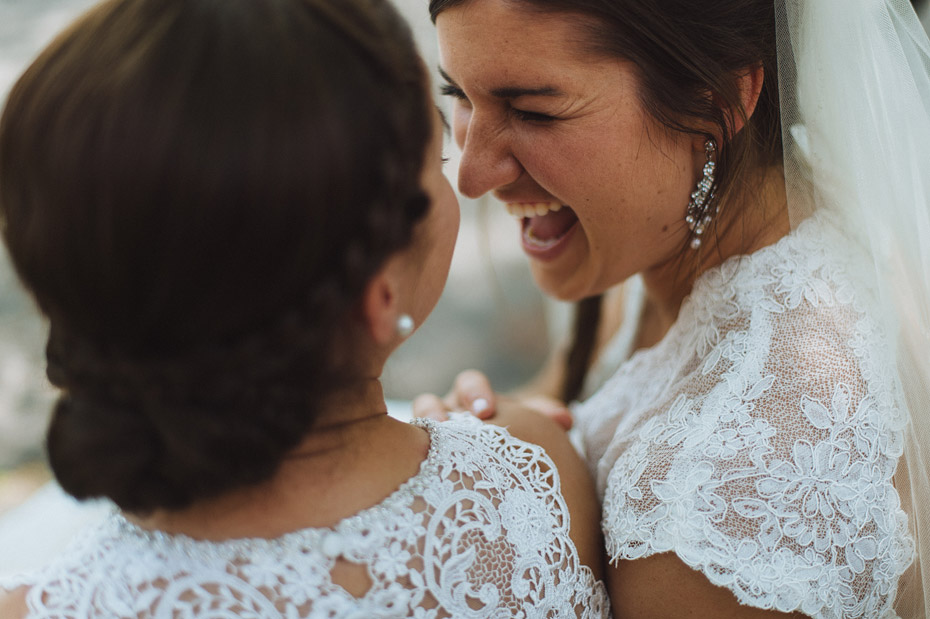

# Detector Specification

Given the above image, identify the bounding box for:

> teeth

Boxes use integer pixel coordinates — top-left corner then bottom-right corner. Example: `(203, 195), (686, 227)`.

(505, 201), (563, 219)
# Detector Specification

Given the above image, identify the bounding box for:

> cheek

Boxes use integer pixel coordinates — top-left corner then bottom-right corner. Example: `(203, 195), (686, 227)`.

(443, 190), (461, 244)
(512, 126), (618, 194)
(432, 180), (461, 252)
(578, 139), (691, 219)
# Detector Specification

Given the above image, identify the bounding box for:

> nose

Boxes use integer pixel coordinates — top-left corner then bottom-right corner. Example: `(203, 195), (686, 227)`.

(455, 111), (522, 199)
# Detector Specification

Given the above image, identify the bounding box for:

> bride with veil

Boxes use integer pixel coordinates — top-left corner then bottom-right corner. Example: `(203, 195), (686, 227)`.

(422, 0), (930, 615)
(777, 2), (930, 615)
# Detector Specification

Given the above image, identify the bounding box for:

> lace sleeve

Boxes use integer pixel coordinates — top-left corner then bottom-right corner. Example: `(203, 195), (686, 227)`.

(601, 263), (914, 618)
(434, 416), (610, 618)
(0, 572), (37, 595)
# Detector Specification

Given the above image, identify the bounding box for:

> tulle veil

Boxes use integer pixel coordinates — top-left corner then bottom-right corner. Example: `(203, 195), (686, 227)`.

(775, 1), (930, 615)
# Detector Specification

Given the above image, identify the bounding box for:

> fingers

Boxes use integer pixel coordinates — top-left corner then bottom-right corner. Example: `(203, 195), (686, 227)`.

(452, 370), (496, 418)
(414, 370), (497, 423)
(519, 395), (574, 431)
(412, 393), (450, 421)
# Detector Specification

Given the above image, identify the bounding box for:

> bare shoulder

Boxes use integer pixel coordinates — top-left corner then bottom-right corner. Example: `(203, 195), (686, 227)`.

(490, 403), (604, 580)
(610, 553), (806, 619)
(490, 400), (586, 487)
(0, 586), (29, 619)
(491, 399), (570, 451)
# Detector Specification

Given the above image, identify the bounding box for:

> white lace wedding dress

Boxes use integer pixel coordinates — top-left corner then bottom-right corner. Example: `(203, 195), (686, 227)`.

(575, 212), (915, 618)
(0, 416), (608, 618)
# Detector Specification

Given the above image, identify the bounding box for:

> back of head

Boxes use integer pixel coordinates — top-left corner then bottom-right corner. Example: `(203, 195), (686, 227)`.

(0, 0), (431, 513)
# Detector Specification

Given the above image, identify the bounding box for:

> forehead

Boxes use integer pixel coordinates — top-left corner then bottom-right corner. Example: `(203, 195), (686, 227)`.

(436, 0), (605, 81)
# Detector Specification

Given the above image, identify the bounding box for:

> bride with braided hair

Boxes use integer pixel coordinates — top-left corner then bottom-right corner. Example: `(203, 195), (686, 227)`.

(418, 0), (930, 616)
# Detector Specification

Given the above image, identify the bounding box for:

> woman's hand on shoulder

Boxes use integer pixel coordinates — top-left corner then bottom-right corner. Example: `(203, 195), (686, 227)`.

(412, 369), (497, 419)
(412, 369), (573, 430)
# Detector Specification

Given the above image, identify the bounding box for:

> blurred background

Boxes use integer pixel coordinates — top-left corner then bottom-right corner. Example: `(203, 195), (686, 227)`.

(1, 0), (928, 545)
(0, 0), (558, 515)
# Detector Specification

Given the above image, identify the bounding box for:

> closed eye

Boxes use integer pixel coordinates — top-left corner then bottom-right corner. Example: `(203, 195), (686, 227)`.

(512, 108), (558, 123)
(440, 83), (468, 101)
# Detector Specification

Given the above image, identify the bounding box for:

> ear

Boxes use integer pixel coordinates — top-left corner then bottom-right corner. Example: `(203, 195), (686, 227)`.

(693, 64), (765, 154)
(360, 257), (405, 347)
(727, 63), (765, 137)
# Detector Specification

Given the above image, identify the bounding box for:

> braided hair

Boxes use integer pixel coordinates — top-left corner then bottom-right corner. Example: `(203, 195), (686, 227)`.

(0, 0), (432, 513)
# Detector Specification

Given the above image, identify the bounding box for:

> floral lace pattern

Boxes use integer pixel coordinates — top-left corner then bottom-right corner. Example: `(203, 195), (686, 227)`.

(575, 213), (915, 618)
(0, 416), (608, 618)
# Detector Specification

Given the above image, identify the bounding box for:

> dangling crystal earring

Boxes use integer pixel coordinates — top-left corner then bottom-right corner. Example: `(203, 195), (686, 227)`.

(685, 139), (718, 250)
(396, 314), (415, 338)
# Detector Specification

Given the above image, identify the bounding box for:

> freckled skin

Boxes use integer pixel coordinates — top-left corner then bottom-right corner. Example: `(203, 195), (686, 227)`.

(435, 4), (800, 616)
(437, 0), (707, 302)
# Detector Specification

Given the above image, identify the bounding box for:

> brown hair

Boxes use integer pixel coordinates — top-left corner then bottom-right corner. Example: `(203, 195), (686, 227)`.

(0, 0), (431, 512)
(430, 0), (782, 401)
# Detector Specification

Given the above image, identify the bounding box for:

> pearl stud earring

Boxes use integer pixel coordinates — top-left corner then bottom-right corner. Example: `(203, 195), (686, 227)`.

(396, 314), (415, 338)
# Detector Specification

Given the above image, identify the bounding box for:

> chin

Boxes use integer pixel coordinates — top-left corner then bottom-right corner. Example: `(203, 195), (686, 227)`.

(528, 245), (610, 302)
(533, 273), (594, 303)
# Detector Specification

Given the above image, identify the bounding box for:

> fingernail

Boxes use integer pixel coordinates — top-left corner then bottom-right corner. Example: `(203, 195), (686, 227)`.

(471, 398), (489, 415)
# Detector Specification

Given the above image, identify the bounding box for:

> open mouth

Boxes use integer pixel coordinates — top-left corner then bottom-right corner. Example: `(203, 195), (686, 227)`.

(506, 202), (579, 260)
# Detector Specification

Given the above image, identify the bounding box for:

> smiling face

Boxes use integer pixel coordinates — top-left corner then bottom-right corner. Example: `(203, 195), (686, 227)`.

(437, 0), (705, 301)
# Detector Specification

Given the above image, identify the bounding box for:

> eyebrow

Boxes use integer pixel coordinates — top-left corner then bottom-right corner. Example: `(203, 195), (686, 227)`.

(438, 67), (564, 99)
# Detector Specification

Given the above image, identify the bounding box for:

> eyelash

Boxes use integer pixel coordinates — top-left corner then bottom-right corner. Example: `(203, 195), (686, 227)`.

(439, 83), (467, 100)
(511, 109), (557, 123)
(440, 82), (558, 123)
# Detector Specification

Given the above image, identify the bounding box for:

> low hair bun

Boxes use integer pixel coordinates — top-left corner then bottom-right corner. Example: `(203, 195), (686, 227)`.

(46, 394), (181, 512)
(43, 316), (324, 513)
(47, 388), (310, 513)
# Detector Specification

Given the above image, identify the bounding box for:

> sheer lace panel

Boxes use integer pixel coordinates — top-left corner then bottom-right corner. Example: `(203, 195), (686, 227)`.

(576, 214), (914, 618)
(0, 416), (608, 618)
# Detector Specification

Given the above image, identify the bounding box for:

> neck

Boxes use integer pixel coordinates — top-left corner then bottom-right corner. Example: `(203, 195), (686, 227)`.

(130, 378), (398, 538)
(311, 378), (389, 430)
(641, 165), (791, 334)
